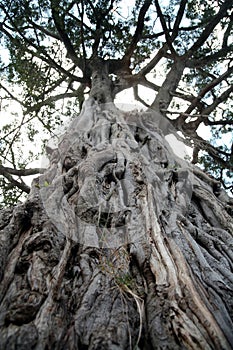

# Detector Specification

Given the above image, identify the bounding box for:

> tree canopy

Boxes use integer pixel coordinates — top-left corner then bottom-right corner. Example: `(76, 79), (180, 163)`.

(0, 0), (232, 207)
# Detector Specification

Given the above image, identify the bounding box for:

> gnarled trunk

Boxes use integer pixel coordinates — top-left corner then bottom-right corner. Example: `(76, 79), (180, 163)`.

(0, 72), (232, 349)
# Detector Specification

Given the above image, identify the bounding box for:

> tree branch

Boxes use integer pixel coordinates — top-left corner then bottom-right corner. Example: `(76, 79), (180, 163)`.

(140, 78), (160, 92)
(123, 0), (152, 64)
(169, 90), (205, 110)
(185, 0), (233, 57)
(154, 0), (176, 56)
(0, 17), (85, 82)
(195, 136), (232, 169)
(133, 86), (150, 107)
(77, 0), (88, 73)
(137, 43), (168, 76)
(68, 12), (94, 33)
(202, 85), (233, 115)
(143, 24), (205, 39)
(0, 166), (45, 176)
(1, 81), (82, 117)
(204, 118), (233, 127)
(26, 91), (82, 114)
(0, 83), (25, 106)
(187, 45), (233, 68)
(181, 133), (232, 171)
(27, 19), (61, 41)
(184, 66), (233, 115)
(222, 12), (233, 48)
(0, 165), (31, 194)
(150, 58), (186, 110)
(50, 0), (83, 68)
(171, 0), (188, 39)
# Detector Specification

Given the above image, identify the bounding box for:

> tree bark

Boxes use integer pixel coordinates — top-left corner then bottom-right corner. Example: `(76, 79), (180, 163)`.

(0, 71), (233, 350)
(151, 58), (186, 112)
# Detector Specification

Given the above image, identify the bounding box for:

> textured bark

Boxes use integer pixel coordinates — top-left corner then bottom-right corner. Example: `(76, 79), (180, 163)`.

(0, 76), (233, 349)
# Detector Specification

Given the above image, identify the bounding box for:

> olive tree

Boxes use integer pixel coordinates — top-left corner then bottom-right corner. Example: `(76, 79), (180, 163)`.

(0, 0), (232, 348)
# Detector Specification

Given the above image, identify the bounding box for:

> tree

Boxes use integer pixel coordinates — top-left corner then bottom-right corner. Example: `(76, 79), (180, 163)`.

(0, 0), (233, 348)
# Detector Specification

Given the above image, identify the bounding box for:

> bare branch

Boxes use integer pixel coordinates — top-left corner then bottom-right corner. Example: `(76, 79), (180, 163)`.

(68, 12), (93, 33)
(0, 114), (37, 140)
(143, 24), (205, 39)
(0, 83), (25, 106)
(38, 68), (77, 98)
(0, 166), (45, 176)
(1, 80), (82, 118)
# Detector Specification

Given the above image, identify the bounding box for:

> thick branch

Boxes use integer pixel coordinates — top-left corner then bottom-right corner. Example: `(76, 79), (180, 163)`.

(140, 78), (160, 92)
(0, 166), (45, 176)
(151, 58), (186, 110)
(137, 43), (168, 76)
(194, 135), (232, 170)
(0, 165), (31, 194)
(123, 0), (152, 64)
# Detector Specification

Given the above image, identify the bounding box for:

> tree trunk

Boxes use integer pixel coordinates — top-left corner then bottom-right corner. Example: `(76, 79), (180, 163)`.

(0, 71), (233, 350)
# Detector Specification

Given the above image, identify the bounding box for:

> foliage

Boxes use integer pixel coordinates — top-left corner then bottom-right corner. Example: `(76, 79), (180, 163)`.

(0, 0), (232, 205)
